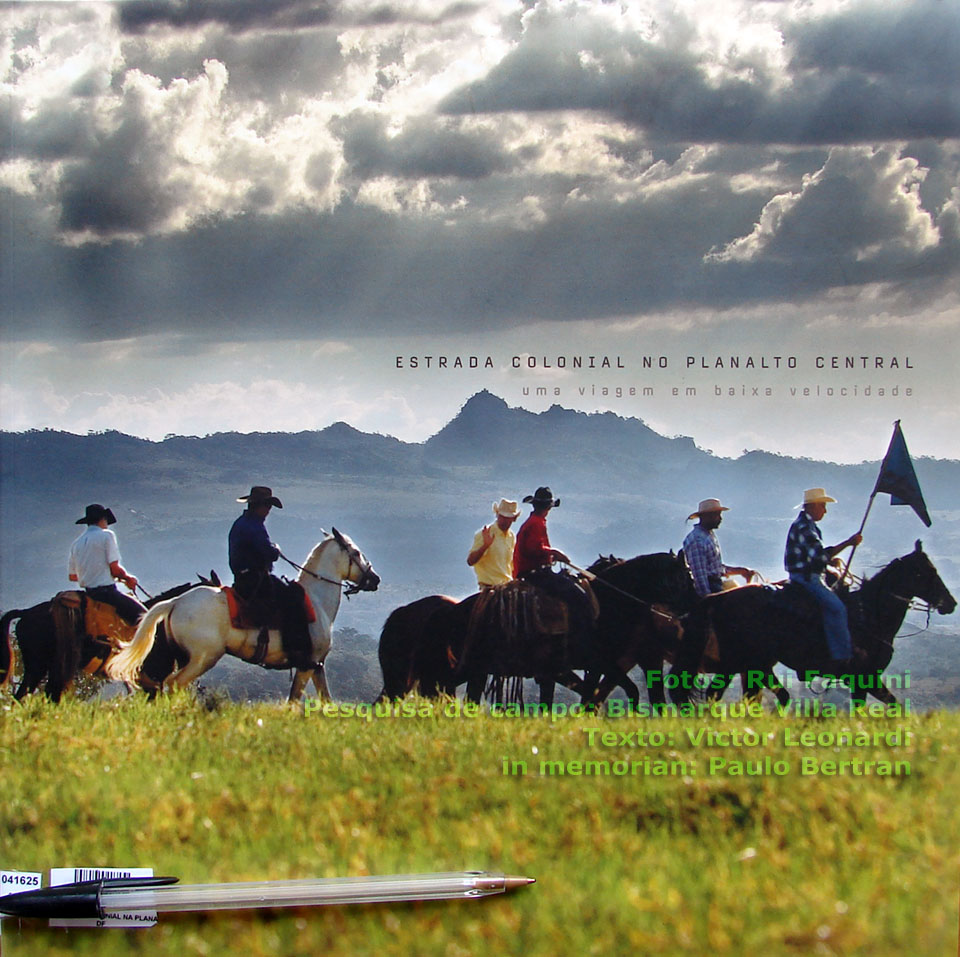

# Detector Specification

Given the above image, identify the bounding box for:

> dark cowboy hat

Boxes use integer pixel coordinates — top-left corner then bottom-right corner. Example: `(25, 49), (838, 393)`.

(75, 503), (117, 525)
(237, 486), (283, 508)
(523, 486), (560, 508)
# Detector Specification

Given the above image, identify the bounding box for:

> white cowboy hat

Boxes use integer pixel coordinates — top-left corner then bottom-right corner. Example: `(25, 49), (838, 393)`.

(687, 498), (730, 521)
(493, 498), (521, 519)
(796, 487), (837, 508)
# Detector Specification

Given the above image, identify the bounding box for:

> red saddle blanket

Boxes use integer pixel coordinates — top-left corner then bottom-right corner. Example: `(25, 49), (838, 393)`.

(222, 586), (316, 630)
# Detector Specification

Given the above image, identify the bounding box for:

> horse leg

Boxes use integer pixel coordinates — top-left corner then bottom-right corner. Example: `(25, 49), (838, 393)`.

(163, 649), (223, 691)
(707, 672), (734, 702)
(310, 663), (332, 702)
(465, 671), (486, 704)
(614, 670), (640, 709)
(288, 668), (313, 703)
(536, 678), (555, 708)
(866, 683), (897, 705)
(767, 670), (790, 707)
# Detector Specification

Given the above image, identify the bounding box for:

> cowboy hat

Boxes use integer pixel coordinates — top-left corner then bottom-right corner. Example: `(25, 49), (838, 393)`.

(75, 503), (117, 525)
(493, 499), (521, 519)
(796, 487), (837, 508)
(237, 486), (283, 508)
(687, 498), (730, 521)
(523, 487), (560, 508)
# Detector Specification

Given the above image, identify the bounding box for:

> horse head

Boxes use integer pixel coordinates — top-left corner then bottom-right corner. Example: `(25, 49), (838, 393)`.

(596, 551), (699, 613)
(587, 554), (623, 575)
(331, 527), (381, 594)
(896, 541), (957, 615)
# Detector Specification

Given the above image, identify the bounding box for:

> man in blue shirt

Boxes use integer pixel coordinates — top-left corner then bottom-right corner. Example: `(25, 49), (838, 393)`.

(229, 486), (283, 611)
(682, 498), (756, 598)
(784, 487), (862, 664)
(227, 486), (313, 667)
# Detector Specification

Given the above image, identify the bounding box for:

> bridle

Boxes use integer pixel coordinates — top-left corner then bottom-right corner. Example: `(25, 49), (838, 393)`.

(279, 539), (375, 598)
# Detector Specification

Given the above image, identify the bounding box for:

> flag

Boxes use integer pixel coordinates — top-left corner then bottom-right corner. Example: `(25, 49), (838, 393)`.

(872, 420), (932, 527)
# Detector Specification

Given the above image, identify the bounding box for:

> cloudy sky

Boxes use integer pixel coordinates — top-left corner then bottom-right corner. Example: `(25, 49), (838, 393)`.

(1, 0), (958, 462)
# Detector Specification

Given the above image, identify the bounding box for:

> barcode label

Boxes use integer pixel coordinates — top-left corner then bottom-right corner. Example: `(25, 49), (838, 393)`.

(49, 866), (156, 929)
(65, 868), (135, 883)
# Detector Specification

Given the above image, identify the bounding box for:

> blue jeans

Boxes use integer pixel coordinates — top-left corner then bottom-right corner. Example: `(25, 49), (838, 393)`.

(789, 573), (852, 659)
(85, 585), (147, 625)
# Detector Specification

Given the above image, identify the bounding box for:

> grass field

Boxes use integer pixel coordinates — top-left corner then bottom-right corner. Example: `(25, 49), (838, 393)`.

(1, 691), (958, 956)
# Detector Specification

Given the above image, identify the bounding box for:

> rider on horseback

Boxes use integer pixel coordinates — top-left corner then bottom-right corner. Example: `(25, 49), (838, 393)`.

(228, 486), (313, 667)
(784, 487), (863, 666)
(467, 498), (520, 589)
(68, 504), (146, 624)
(514, 487), (594, 646)
(682, 498), (757, 597)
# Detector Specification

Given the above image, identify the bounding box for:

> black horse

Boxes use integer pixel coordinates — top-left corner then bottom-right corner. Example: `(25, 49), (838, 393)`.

(669, 541), (956, 706)
(376, 594), (461, 701)
(376, 552), (699, 709)
(0, 574), (219, 702)
(579, 551), (700, 706)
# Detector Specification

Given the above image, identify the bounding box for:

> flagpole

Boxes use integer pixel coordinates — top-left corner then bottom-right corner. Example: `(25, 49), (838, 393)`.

(836, 492), (875, 585)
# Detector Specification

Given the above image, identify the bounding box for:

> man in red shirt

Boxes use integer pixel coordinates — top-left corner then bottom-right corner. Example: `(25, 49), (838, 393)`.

(514, 487), (570, 576)
(513, 486), (594, 680)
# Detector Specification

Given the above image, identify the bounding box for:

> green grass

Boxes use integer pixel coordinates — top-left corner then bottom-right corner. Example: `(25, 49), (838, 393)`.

(1, 692), (958, 955)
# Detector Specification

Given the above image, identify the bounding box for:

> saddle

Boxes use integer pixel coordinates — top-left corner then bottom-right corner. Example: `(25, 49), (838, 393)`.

(50, 591), (132, 675)
(752, 581), (863, 669)
(465, 576), (598, 677)
(222, 582), (317, 669)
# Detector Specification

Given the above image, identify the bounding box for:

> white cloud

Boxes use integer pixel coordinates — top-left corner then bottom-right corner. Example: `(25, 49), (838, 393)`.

(707, 146), (940, 266)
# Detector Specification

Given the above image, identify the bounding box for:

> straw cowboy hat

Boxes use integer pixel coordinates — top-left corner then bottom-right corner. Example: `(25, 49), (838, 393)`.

(796, 487), (837, 509)
(75, 503), (117, 525)
(237, 486), (283, 508)
(493, 499), (521, 519)
(687, 498), (730, 521)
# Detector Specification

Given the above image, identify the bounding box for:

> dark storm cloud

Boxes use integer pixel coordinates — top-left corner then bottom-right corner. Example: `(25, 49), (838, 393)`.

(440, 1), (960, 144)
(6, 159), (955, 345)
(0, 97), (97, 162)
(334, 111), (519, 180)
(54, 84), (189, 235)
(117, 0), (479, 33)
(120, 29), (346, 102)
(117, 0), (338, 33)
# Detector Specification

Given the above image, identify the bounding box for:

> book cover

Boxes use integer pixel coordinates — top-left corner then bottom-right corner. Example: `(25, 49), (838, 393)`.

(1, 1), (958, 953)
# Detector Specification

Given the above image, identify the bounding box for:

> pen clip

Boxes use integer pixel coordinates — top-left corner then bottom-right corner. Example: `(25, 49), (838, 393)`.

(0, 875), (179, 920)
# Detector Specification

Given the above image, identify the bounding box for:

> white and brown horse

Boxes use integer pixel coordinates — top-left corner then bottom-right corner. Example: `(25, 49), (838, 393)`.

(106, 529), (379, 701)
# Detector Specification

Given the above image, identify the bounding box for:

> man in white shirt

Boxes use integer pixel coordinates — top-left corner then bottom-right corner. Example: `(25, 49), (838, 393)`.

(467, 498), (520, 588)
(68, 503), (146, 624)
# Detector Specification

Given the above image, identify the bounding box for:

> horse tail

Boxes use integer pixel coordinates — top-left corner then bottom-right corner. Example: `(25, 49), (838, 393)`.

(105, 599), (173, 682)
(0, 609), (20, 689)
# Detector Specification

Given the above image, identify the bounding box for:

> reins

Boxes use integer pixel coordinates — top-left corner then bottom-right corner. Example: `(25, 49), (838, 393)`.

(278, 547), (370, 597)
(565, 561), (684, 623)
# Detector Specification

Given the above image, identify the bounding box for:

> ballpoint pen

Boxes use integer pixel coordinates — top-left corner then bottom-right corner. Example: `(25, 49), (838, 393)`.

(0, 871), (535, 920)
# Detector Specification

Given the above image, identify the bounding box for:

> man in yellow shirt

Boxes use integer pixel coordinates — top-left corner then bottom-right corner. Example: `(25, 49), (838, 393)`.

(467, 499), (520, 588)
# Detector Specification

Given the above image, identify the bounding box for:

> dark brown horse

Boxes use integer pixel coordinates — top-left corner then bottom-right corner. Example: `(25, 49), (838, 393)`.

(579, 551), (699, 706)
(0, 574), (219, 702)
(376, 594), (460, 700)
(669, 541), (955, 706)
(376, 552), (698, 708)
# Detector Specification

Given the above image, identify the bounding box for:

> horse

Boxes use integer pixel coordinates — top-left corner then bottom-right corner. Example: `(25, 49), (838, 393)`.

(579, 550), (700, 706)
(668, 541), (956, 706)
(376, 594), (460, 701)
(0, 575), (219, 702)
(106, 529), (379, 701)
(394, 552), (698, 709)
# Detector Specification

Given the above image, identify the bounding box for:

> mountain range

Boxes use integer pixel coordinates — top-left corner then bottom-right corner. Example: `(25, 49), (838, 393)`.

(2, 391), (958, 704)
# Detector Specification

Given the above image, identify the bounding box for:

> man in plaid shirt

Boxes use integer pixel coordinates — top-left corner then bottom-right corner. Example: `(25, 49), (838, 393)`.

(682, 498), (756, 597)
(785, 487), (863, 663)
